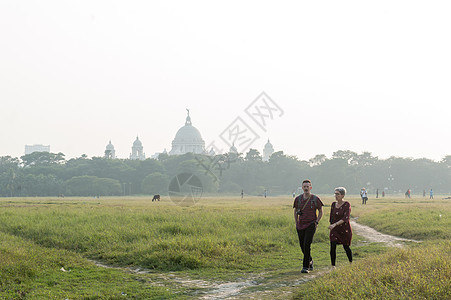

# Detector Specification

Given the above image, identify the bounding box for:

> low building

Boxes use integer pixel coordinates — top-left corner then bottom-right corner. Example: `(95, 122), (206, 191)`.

(25, 144), (50, 155)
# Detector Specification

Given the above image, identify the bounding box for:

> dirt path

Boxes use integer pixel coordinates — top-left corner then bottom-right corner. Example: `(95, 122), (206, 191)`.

(350, 219), (421, 248)
(193, 220), (422, 299)
(91, 221), (421, 299)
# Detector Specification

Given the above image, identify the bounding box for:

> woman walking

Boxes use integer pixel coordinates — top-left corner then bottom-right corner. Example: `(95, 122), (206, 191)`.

(329, 187), (353, 267)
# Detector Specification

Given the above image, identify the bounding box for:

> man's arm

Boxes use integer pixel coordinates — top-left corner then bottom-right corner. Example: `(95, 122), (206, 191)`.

(316, 206), (323, 224)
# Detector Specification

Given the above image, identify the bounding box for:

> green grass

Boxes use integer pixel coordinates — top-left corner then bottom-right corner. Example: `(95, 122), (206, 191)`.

(0, 231), (175, 299)
(0, 197), (380, 273)
(357, 203), (450, 240)
(0, 201), (295, 271)
(292, 196), (451, 300)
(293, 240), (451, 300)
(0, 195), (449, 298)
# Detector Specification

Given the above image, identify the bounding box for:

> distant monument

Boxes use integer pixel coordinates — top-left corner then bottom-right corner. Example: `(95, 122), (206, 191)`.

(150, 148), (168, 159)
(169, 109), (206, 155)
(262, 139), (274, 161)
(104, 140), (116, 159)
(130, 136), (145, 160)
(25, 144), (50, 155)
(229, 143), (238, 155)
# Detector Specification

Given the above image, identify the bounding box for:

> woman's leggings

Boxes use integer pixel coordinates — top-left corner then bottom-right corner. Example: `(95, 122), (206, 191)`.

(330, 241), (352, 266)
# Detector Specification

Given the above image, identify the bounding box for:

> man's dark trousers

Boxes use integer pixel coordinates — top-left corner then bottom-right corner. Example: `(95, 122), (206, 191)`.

(296, 222), (316, 268)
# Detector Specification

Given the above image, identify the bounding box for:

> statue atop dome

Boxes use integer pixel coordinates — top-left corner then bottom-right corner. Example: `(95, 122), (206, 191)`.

(185, 108), (192, 126)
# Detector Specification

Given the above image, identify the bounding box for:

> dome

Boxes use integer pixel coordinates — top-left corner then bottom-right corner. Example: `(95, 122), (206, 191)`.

(133, 136), (142, 147)
(263, 139), (274, 162)
(229, 143), (238, 154)
(106, 140), (115, 150)
(105, 140), (116, 159)
(169, 110), (206, 155)
(173, 125), (204, 143)
(264, 139), (274, 150)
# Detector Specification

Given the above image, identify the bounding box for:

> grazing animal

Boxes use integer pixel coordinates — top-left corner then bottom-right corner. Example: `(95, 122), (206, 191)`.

(152, 194), (160, 202)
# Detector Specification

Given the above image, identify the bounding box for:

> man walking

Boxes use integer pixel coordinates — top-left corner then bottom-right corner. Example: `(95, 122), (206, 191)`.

(360, 188), (368, 204)
(293, 179), (323, 273)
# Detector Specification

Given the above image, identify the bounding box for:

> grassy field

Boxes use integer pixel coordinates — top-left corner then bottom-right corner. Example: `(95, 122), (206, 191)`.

(293, 195), (450, 299)
(0, 195), (449, 299)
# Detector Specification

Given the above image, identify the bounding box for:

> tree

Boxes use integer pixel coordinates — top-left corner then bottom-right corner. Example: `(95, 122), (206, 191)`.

(93, 178), (122, 196)
(245, 149), (262, 161)
(309, 154), (327, 166)
(141, 172), (169, 195)
(332, 150), (358, 165)
(21, 152), (65, 167)
(0, 156), (20, 172)
(441, 155), (451, 168)
(352, 152), (378, 167)
(267, 151), (307, 194)
(19, 173), (64, 196)
(65, 175), (121, 196)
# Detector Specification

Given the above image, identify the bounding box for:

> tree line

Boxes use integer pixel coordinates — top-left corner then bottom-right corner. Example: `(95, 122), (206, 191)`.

(0, 150), (449, 197)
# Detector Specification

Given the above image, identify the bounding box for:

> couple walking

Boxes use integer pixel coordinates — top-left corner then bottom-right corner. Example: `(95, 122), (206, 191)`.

(293, 179), (353, 273)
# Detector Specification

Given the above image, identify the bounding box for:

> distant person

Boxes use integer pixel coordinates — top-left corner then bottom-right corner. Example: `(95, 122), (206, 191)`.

(293, 179), (324, 273)
(360, 188), (368, 204)
(405, 189), (409, 198)
(430, 189), (433, 199)
(408, 189), (411, 198)
(264, 189), (267, 198)
(241, 189), (244, 199)
(382, 191), (385, 197)
(329, 187), (353, 268)
(376, 189), (379, 198)
(423, 190), (426, 197)
(292, 191), (296, 198)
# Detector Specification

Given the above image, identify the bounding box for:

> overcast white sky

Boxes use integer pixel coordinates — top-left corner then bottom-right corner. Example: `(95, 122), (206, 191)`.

(1, 1), (450, 162)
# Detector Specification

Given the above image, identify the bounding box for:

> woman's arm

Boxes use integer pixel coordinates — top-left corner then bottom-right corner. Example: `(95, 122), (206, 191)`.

(329, 202), (334, 224)
(342, 201), (350, 223)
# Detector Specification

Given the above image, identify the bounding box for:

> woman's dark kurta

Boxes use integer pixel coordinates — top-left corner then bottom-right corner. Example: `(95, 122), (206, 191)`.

(329, 201), (352, 245)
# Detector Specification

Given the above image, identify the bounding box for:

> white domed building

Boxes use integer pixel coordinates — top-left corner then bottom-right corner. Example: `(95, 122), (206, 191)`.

(169, 110), (206, 155)
(104, 140), (116, 159)
(229, 143), (238, 155)
(130, 136), (145, 160)
(263, 139), (274, 162)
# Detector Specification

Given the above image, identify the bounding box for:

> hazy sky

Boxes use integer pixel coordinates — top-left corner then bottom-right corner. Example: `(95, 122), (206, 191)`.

(1, 1), (450, 162)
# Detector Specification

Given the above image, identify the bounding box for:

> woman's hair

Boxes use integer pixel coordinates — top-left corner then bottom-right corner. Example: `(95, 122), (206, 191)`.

(335, 187), (347, 196)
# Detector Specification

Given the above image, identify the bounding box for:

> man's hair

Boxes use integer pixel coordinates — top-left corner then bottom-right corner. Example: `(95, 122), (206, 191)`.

(302, 179), (312, 184)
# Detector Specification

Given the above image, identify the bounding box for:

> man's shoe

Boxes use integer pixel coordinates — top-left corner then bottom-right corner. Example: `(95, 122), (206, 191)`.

(308, 261), (314, 271)
(301, 268), (309, 273)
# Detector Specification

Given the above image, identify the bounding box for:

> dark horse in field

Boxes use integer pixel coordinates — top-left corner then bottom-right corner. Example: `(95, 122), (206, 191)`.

(152, 194), (160, 202)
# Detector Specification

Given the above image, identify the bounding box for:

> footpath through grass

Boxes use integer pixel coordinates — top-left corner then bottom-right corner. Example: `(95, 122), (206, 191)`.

(293, 196), (451, 300)
(293, 240), (450, 299)
(0, 196), (380, 298)
(0, 195), (449, 299)
(0, 231), (175, 299)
